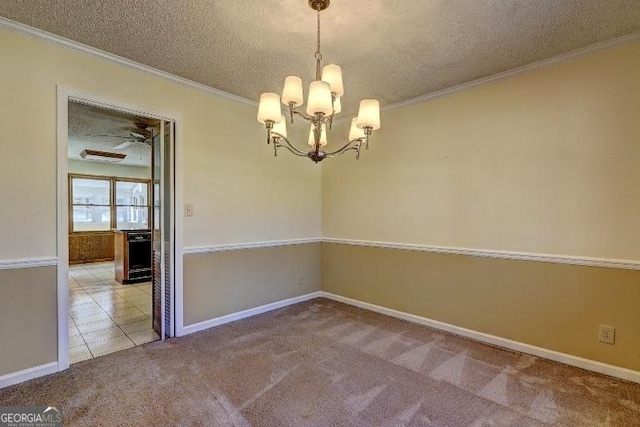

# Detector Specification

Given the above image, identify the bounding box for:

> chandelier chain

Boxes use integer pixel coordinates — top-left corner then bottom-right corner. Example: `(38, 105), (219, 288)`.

(316, 7), (321, 59)
(314, 6), (323, 80)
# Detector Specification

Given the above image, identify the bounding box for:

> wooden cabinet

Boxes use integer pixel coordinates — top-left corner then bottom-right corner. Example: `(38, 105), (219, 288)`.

(69, 232), (115, 264)
(114, 231), (125, 284)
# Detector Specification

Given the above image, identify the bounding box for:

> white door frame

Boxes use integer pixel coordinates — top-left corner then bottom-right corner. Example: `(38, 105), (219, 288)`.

(56, 85), (185, 371)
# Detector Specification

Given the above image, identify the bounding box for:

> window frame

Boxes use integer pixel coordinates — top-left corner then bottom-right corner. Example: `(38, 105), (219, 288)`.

(114, 178), (151, 231)
(69, 173), (151, 233)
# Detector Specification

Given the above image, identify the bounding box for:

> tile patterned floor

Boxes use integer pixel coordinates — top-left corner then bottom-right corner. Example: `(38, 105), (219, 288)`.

(68, 262), (159, 363)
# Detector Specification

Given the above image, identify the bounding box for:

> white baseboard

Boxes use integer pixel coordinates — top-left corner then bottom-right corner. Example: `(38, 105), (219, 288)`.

(4, 292), (637, 389)
(0, 362), (58, 389)
(181, 291), (323, 336)
(320, 292), (640, 384)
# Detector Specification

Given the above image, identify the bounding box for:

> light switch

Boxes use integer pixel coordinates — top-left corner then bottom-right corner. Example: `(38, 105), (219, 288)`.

(185, 204), (194, 217)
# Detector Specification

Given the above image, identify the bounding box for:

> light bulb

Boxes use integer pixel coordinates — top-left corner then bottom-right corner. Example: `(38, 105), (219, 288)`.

(333, 97), (341, 115)
(282, 76), (304, 107)
(349, 117), (365, 141)
(306, 81), (333, 116)
(272, 115), (287, 138)
(257, 93), (282, 124)
(322, 64), (344, 97)
(356, 99), (380, 130)
(308, 124), (328, 146)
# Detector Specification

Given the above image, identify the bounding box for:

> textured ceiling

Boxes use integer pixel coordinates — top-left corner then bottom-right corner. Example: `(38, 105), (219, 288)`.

(2, 1), (640, 118)
(68, 102), (156, 167)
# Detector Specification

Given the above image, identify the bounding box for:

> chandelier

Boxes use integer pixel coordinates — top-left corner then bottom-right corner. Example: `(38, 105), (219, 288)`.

(257, 0), (381, 163)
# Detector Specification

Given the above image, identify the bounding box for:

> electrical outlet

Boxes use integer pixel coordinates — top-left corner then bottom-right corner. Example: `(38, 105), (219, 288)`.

(599, 325), (615, 345)
(185, 204), (194, 217)
(296, 275), (304, 286)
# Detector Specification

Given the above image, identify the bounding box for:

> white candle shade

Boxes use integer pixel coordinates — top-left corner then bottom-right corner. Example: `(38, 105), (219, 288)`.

(257, 93), (282, 124)
(322, 64), (344, 97)
(282, 76), (304, 106)
(308, 124), (328, 146)
(356, 99), (381, 130)
(349, 117), (366, 141)
(333, 97), (341, 114)
(272, 115), (287, 138)
(306, 81), (333, 116)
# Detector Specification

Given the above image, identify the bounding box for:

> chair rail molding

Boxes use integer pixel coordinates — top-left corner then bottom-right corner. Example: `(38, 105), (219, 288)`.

(322, 238), (640, 271)
(183, 238), (322, 255)
(0, 257), (58, 271)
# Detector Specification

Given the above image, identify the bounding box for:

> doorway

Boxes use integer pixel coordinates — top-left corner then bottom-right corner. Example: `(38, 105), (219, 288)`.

(56, 87), (182, 370)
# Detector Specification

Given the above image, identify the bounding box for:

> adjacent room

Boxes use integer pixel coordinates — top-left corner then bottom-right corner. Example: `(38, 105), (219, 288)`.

(67, 102), (159, 363)
(0, 1), (639, 426)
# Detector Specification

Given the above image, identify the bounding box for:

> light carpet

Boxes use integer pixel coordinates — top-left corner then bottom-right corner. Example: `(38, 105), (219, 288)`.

(1, 298), (639, 426)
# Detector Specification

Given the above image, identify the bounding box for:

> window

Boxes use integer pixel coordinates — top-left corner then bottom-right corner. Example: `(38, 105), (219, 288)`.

(116, 181), (149, 230)
(69, 175), (151, 232)
(71, 178), (111, 232)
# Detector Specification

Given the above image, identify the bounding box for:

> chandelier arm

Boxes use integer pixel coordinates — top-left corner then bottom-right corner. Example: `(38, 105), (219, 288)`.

(324, 145), (360, 159)
(274, 142), (310, 158)
(324, 138), (365, 157)
(292, 109), (314, 122)
(272, 133), (310, 156)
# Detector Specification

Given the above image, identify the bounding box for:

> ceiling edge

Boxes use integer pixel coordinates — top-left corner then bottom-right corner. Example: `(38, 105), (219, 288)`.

(0, 16), (257, 107)
(384, 31), (640, 113)
(2, 16), (638, 116)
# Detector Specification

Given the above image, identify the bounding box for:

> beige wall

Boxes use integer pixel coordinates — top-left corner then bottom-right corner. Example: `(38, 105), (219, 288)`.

(68, 159), (151, 180)
(0, 267), (58, 376)
(321, 41), (640, 371)
(183, 244), (321, 325)
(0, 28), (321, 376)
(2, 24), (639, 379)
(322, 243), (640, 371)
(0, 28), (321, 260)
(323, 41), (640, 261)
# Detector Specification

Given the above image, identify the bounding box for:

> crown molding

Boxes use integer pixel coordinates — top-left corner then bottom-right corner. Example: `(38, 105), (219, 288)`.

(322, 238), (640, 271)
(4, 17), (638, 118)
(0, 257), (58, 271)
(0, 17), (257, 107)
(183, 238), (322, 255)
(384, 32), (640, 112)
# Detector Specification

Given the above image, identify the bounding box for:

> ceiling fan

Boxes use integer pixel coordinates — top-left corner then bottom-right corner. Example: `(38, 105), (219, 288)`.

(112, 130), (152, 150)
(76, 123), (154, 150)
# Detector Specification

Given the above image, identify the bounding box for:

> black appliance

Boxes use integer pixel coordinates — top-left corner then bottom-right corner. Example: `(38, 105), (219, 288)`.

(126, 231), (152, 282)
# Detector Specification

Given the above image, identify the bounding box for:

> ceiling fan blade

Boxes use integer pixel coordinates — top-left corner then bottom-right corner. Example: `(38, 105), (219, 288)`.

(113, 141), (133, 149)
(77, 133), (129, 139)
(129, 131), (147, 140)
